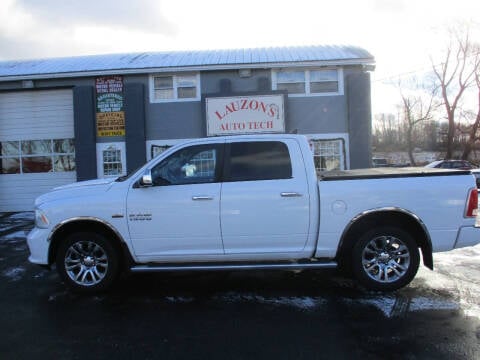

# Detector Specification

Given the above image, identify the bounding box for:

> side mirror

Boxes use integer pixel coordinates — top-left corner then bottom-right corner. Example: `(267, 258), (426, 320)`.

(139, 170), (153, 187)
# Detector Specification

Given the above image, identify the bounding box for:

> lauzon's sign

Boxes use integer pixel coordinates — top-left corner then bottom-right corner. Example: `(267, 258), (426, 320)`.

(206, 94), (285, 136)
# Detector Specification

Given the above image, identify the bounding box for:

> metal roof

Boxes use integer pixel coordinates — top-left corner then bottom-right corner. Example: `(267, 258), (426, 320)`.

(0, 45), (374, 81)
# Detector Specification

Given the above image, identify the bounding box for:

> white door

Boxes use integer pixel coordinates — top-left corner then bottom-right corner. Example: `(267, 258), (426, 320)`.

(221, 139), (311, 254)
(0, 90), (76, 211)
(127, 142), (224, 260)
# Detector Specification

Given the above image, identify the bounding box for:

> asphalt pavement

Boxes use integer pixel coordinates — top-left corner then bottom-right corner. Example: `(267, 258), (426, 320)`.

(1, 212), (479, 359)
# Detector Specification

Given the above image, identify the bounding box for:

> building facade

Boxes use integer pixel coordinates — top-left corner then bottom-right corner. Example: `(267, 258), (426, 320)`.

(0, 45), (375, 211)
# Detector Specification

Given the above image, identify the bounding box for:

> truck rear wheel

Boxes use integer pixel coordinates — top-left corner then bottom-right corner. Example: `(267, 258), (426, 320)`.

(56, 232), (119, 293)
(352, 227), (420, 291)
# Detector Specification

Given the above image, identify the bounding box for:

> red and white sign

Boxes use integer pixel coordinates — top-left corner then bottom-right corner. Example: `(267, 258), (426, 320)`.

(206, 94), (285, 136)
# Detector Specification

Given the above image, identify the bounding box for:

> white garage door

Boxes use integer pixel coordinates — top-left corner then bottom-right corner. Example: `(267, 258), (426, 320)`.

(0, 89), (76, 212)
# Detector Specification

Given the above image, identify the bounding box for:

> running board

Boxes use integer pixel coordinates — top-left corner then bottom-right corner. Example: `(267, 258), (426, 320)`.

(130, 261), (337, 273)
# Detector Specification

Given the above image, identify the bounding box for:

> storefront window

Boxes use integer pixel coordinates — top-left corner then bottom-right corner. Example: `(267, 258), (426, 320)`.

(0, 138), (75, 175)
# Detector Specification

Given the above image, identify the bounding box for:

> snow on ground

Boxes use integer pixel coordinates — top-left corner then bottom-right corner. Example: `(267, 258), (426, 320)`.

(2, 266), (26, 282)
(0, 212), (33, 235)
(417, 244), (480, 319)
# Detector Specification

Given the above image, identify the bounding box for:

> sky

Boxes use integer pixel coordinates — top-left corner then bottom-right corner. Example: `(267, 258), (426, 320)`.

(0, 0), (479, 115)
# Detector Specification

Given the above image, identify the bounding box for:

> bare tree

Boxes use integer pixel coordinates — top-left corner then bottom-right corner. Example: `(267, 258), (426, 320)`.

(431, 23), (480, 159)
(398, 77), (439, 165)
(461, 72), (480, 159)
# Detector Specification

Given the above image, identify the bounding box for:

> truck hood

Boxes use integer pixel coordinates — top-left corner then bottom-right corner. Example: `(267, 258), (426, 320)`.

(35, 178), (117, 206)
(53, 178), (116, 190)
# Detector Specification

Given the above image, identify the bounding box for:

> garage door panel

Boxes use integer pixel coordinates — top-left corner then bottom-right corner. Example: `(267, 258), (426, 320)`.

(0, 173), (76, 211)
(0, 89), (76, 211)
(0, 90), (74, 142)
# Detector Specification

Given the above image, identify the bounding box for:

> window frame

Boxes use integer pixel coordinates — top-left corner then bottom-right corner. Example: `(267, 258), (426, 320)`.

(96, 142), (127, 178)
(272, 67), (344, 97)
(149, 73), (201, 103)
(0, 138), (75, 175)
(309, 138), (346, 172)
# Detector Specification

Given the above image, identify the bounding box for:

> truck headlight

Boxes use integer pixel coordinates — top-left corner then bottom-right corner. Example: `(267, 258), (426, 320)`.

(35, 209), (50, 229)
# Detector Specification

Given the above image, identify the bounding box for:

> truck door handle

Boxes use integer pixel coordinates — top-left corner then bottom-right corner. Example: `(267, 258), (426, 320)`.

(281, 192), (302, 198)
(192, 196), (214, 201)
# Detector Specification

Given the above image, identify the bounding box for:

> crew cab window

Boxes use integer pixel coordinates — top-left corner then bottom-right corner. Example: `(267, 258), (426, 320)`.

(226, 141), (292, 181)
(151, 144), (221, 185)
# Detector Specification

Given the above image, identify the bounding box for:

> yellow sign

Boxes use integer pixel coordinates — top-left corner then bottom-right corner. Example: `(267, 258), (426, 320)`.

(96, 112), (126, 137)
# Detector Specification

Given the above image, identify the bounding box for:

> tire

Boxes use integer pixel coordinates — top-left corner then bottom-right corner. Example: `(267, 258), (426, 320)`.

(352, 227), (420, 291)
(56, 232), (120, 293)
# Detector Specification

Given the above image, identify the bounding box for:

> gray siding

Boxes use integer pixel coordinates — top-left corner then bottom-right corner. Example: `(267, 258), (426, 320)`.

(285, 97), (348, 134)
(125, 83), (147, 173)
(73, 86), (97, 181)
(346, 72), (372, 169)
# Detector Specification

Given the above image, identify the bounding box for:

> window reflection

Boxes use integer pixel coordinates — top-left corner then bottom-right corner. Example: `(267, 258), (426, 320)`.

(22, 140), (52, 155)
(1, 158), (20, 174)
(22, 156), (52, 173)
(0, 141), (20, 156)
(0, 138), (75, 175)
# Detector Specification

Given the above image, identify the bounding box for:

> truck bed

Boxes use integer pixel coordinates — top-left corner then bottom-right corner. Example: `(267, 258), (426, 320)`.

(318, 167), (471, 181)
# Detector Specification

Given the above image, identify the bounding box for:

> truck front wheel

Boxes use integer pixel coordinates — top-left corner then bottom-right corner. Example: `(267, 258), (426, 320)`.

(352, 227), (420, 291)
(56, 232), (119, 293)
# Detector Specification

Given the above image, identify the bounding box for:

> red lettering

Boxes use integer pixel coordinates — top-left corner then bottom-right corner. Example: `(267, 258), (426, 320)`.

(225, 104), (235, 115)
(268, 106), (276, 118)
(240, 99), (248, 110)
(259, 102), (267, 113)
(249, 100), (259, 110)
(215, 111), (224, 120)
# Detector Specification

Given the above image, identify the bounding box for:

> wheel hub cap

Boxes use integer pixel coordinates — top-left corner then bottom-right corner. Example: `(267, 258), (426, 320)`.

(361, 235), (411, 283)
(64, 240), (109, 286)
(82, 256), (95, 267)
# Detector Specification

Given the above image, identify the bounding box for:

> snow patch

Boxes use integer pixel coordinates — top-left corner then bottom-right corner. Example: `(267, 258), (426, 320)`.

(343, 297), (397, 317)
(218, 292), (326, 311)
(0, 231), (28, 241)
(409, 297), (459, 312)
(2, 267), (26, 282)
(165, 296), (194, 303)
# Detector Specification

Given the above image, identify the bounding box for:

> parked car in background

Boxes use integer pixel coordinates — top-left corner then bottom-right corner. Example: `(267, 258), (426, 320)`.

(425, 160), (477, 170)
(372, 157), (389, 167)
(471, 169), (480, 188)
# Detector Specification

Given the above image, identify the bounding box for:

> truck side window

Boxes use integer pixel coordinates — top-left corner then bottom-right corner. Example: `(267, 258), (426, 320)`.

(226, 141), (292, 182)
(151, 144), (221, 185)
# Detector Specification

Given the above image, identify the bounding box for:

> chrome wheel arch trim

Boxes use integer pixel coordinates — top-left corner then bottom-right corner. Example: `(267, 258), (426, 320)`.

(47, 216), (126, 244)
(337, 207), (432, 254)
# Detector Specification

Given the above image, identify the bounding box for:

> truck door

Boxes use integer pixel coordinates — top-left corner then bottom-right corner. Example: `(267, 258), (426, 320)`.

(220, 139), (310, 254)
(126, 142), (224, 260)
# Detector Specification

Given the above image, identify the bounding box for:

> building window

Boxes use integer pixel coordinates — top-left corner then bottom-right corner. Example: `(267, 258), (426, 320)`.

(310, 139), (344, 172)
(272, 68), (343, 96)
(150, 73), (200, 102)
(151, 145), (172, 159)
(102, 146), (123, 176)
(0, 139), (75, 174)
(96, 142), (126, 178)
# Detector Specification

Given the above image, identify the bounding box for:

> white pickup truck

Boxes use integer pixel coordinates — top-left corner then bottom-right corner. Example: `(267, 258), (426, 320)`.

(27, 134), (480, 293)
